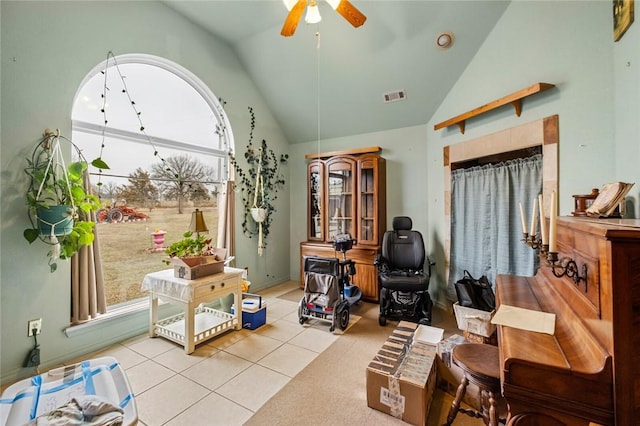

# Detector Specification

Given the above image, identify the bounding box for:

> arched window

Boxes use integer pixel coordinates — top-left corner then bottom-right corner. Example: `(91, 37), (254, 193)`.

(71, 53), (233, 311)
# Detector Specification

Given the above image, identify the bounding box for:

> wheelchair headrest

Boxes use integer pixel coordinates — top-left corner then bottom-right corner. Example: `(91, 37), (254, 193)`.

(393, 216), (412, 231)
(304, 256), (340, 276)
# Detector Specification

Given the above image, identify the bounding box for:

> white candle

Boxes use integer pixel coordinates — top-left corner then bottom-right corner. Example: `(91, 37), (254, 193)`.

(539, 194), (548, 245)
(519, 202), (527, 234)
(530, 197), (538, 236)
(549, 191), (557, 252)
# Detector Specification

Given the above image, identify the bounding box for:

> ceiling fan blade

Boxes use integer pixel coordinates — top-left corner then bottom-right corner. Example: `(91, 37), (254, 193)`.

(281, 0), (308, 37)
(334, 0), (367, 28)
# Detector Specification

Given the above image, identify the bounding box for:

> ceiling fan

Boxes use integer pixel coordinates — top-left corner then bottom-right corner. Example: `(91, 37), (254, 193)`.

(280, 0), (367, 37)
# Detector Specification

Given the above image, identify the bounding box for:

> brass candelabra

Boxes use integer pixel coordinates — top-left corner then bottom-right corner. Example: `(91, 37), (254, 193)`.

(522, 232), (587, 286)
(545, 251), (588, 285)
(522, 232), (547, 252)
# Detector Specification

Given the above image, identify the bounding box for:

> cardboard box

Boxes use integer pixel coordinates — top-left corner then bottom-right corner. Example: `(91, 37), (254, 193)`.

(437, 334), (467, 369)
(453, 302), (496, 337)
(462, 330), (498, 346)
(366, 321), (437, 426)
(412, 324), (444, 351)
(231, 294), (266, 330)
(171, 248), (227, 279)
(436, 334), (481, 410)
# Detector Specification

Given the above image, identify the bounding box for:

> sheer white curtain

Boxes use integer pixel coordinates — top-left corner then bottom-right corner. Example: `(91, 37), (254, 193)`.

(448, 154), (542, 294)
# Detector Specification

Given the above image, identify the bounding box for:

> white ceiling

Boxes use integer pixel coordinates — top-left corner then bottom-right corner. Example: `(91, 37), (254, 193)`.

(163, 1), (510, 144)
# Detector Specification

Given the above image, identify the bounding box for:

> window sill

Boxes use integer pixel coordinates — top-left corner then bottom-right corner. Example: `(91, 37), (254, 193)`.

(63, 296), (225, 339)
(64, 300), (149, 338)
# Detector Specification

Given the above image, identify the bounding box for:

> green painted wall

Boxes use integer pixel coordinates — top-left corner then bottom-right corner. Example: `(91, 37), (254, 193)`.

(425, 1), (639, 300)
(613, 3), (640, 207)
(0, 1), (290, 383)
(288, 124), (430, 283)
(288, 1), (639, 306)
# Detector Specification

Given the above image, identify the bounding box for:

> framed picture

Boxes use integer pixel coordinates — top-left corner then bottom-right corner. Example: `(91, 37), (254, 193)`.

(613, 0), (634, 41)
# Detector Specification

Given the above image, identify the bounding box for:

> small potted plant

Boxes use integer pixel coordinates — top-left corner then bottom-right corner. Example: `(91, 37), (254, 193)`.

(23, 130), (105, 272)
(163, 231), (227, 279)
(163, 231), (217, 265)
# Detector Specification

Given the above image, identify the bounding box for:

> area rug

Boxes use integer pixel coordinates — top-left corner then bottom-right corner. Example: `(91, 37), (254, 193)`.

(246, 302), (480, 426)
(245, 301), (388, 425)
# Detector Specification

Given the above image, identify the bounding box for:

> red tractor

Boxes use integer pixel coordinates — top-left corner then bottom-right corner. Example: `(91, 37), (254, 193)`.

(96, 203), (150, 223)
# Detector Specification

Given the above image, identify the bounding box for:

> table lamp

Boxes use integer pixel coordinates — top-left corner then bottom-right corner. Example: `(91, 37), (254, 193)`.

(189, 209), (208, 238)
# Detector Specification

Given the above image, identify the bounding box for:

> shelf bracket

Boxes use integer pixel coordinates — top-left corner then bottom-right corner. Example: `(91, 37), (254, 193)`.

(512, 99), (523, 117)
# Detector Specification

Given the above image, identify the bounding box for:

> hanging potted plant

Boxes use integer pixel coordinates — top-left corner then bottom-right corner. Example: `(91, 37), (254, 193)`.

(250, 150), (268, 254)
(250, 165), (268, 223)
(23, 129), (106, 272)
(229, 107), (288, 255)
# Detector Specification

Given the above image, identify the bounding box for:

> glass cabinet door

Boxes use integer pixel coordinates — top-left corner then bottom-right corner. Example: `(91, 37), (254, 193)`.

(326, 157), (356, 241)
(357, 155), (384, 245)
(307, 160), (325, 241)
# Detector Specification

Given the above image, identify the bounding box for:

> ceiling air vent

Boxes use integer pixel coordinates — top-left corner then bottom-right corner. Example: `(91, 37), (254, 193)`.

(383, 89), (406, 103)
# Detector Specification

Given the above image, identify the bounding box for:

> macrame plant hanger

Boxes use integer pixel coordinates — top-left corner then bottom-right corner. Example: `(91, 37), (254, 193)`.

(250, 149), (267, 255)
(36, 129), (76, 260)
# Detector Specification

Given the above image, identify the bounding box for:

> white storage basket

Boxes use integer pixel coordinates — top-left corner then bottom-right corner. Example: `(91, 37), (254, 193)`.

(453, 302), (496, 337)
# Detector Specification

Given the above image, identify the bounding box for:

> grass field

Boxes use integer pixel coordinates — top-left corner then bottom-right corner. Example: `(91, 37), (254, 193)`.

(97, 206), (218, 306)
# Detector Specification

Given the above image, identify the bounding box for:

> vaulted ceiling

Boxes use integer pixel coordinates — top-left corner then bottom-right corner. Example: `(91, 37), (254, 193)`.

(164, 1), (510, 144)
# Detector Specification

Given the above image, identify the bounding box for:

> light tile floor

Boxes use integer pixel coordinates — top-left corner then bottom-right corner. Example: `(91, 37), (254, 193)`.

(83, 281), (340, 426)
(3, 280), (487, 426)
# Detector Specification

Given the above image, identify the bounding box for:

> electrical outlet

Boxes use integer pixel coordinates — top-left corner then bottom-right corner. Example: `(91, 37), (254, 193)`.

(27, 318), (42, 336)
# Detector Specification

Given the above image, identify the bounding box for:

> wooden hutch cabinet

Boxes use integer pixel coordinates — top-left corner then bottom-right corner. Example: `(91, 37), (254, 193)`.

(300, 146), (386, 302)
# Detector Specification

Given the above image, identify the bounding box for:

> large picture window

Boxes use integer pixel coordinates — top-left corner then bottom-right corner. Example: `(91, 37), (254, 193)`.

(71, 55), (232, 312)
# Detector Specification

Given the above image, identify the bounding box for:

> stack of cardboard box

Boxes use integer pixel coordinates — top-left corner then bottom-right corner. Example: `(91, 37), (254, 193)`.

(366, 322), (441, 426)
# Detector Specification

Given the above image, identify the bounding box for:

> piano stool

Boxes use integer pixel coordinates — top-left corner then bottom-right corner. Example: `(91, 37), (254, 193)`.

(445, 343), (505, 426)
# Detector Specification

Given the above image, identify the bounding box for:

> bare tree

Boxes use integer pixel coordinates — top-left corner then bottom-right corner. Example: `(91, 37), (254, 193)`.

(118, 168), (159, 210)
(151, 155), (215, 213)
(98, 181), (120, 202)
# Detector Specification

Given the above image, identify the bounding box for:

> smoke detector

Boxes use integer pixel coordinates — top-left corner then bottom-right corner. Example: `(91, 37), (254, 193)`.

(383, 89), (407, 103)
(436, 31), (455, 50)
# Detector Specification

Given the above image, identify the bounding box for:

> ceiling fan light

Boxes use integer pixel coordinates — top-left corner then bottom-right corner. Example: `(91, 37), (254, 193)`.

(283, 0), (298, 12)
(325, 0), (341, 10)
(305, 2), (322, 24)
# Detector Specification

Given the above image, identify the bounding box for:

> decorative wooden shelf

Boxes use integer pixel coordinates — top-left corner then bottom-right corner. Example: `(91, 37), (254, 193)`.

(434, 83), (555, 134)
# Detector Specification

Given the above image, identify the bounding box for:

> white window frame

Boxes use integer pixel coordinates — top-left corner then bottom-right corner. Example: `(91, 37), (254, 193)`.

(66, 54), (234, 333)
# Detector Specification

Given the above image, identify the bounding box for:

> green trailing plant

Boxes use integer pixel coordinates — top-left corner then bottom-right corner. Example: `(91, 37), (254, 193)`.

(23, 130), (106, 272)
(229, 107), (288, 248)
(95, 51), (184, 189)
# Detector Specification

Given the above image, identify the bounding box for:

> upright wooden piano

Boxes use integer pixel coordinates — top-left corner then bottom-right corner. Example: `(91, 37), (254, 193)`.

(496, 217), (640, 425)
